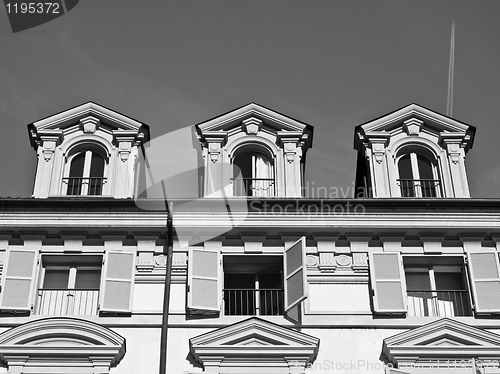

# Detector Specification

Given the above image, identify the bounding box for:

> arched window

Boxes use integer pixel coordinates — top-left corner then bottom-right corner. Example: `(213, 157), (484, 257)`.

(232, 151), (274, 197)
(64, 149), (107, 196)
(397, 152), (441, 197)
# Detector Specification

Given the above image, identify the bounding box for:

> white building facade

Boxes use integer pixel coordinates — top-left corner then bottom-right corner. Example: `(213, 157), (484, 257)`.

(0, 102), (497, 373)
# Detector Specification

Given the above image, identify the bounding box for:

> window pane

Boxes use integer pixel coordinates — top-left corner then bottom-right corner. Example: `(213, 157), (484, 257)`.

(43, 270), (69, 289)
(89, 153), (105, 178)
(75, 270), (101, 289)
(233, 152), (253, 179)
(435, 272), (464, 290)
(417, 155), (434, 180)
(69, 153), (85, 178)
(405, 272), (431, 291)
(398, 154), (413, 179)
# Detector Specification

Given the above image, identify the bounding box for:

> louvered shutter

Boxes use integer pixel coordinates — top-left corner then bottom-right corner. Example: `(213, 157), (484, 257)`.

(100, 251), (135, 313)
(187, 248), (221, 313)
(369, 252), (407, 313)
(467, 252), (500, 313)
(0, 247), (39, 312)
(284, 237), (308, 312)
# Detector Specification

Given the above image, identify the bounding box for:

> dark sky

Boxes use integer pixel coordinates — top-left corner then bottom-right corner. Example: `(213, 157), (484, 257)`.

(1, 0), (499, 198)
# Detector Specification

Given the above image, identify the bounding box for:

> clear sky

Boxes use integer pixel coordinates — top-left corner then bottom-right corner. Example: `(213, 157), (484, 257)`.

(1, 0), (499, 198)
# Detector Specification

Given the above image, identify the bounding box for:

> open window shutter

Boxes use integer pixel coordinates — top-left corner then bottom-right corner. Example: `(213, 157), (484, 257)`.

(0, 247), (39, 312)
(369, 252), (407, 314)
(467, 252), (500, 313)
(100, 251), (135, 313)
(187, 248), (221, 313)
(284, 237), (308, 312)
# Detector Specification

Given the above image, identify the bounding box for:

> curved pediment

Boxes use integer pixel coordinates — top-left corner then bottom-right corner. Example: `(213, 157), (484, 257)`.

(0, 317), (126, 368)
(383, 318), (500, 367)
(190, 317), (319, 371)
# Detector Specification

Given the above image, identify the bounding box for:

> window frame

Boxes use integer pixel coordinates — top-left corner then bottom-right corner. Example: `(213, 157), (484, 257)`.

(396, 149), (442, 197)
(63, 146), (109, 196)
(231, 146), (276, 197)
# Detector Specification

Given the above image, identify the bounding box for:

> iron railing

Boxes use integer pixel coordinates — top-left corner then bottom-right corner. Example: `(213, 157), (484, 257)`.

(397, 179), (441, 198)
(37, 289), (99, 315)
(63, 177), (107, 196)
(407, 290), (472, 317)
(231, 178), (275, 197)
(223, 289), (284, 316)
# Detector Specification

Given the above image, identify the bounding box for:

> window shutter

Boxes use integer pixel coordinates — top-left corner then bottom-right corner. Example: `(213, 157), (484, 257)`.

(100, 251), (135, 313)
(284, 237), (308, 312)
(187, 248), (221, 313)
(369, 252), (407, 314)
(467, 252), (500, 313)
(0, 247), (39, 312)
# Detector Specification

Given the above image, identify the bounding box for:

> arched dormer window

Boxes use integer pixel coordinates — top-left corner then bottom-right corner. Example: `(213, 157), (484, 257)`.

(232, 150), (275, 197)
(397, 151), (441, 197)
(63, 148), (108, 196)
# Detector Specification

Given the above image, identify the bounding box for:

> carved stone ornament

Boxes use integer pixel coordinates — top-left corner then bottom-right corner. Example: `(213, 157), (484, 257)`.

(447, 143), (461, 164)
(210, 152), (220, 163)
(42, 140), (56, 161)
(43, 150), (54, 161)
(402, 118), (424, 136)
(305, 255), (318, 267)
(336, 254), (351, 267)
(286, 152), (295, 163)
(242, 117), (262, 135)
(80, 116), (100, 134)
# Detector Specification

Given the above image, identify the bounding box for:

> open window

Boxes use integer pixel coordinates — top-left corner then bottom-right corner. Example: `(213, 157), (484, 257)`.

(232, 150), (275, 197)
(187, 238), (307, 316)
(224, 256), (284, 316)
(397, 152), (441, 197)
(63, 148), (107, 196)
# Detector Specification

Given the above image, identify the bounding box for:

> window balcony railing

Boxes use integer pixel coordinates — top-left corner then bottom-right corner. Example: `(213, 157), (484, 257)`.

(407, 290), (472, 317)
(230, 178), (275, 197)
(397, 179), (442, 198)
(37, 289), (99, 315)
(223, 289), (284, 316)
(63, 177), (107, 196)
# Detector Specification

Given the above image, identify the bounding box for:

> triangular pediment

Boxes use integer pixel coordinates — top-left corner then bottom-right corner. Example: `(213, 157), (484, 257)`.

(354, 103), (475, 151)
(190, 317), (318, 347)
(196, 102), (313, 146)
(190, 317), (319, 368)
(383, 318), (500, 363)
(31, 101), (146, 132)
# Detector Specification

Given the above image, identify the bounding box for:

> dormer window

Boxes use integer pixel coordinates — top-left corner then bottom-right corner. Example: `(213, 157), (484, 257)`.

(64, 149), (107, 196)
(232, 151), (275, 197)
(354, 104), (475, 198)
(397, 152), (441, 197)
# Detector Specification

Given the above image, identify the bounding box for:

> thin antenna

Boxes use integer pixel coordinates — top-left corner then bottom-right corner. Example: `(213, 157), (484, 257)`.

(446, 21), (456, 117)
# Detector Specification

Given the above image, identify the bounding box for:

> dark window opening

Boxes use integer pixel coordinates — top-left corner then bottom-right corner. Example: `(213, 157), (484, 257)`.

(223, 255), (283, 316)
